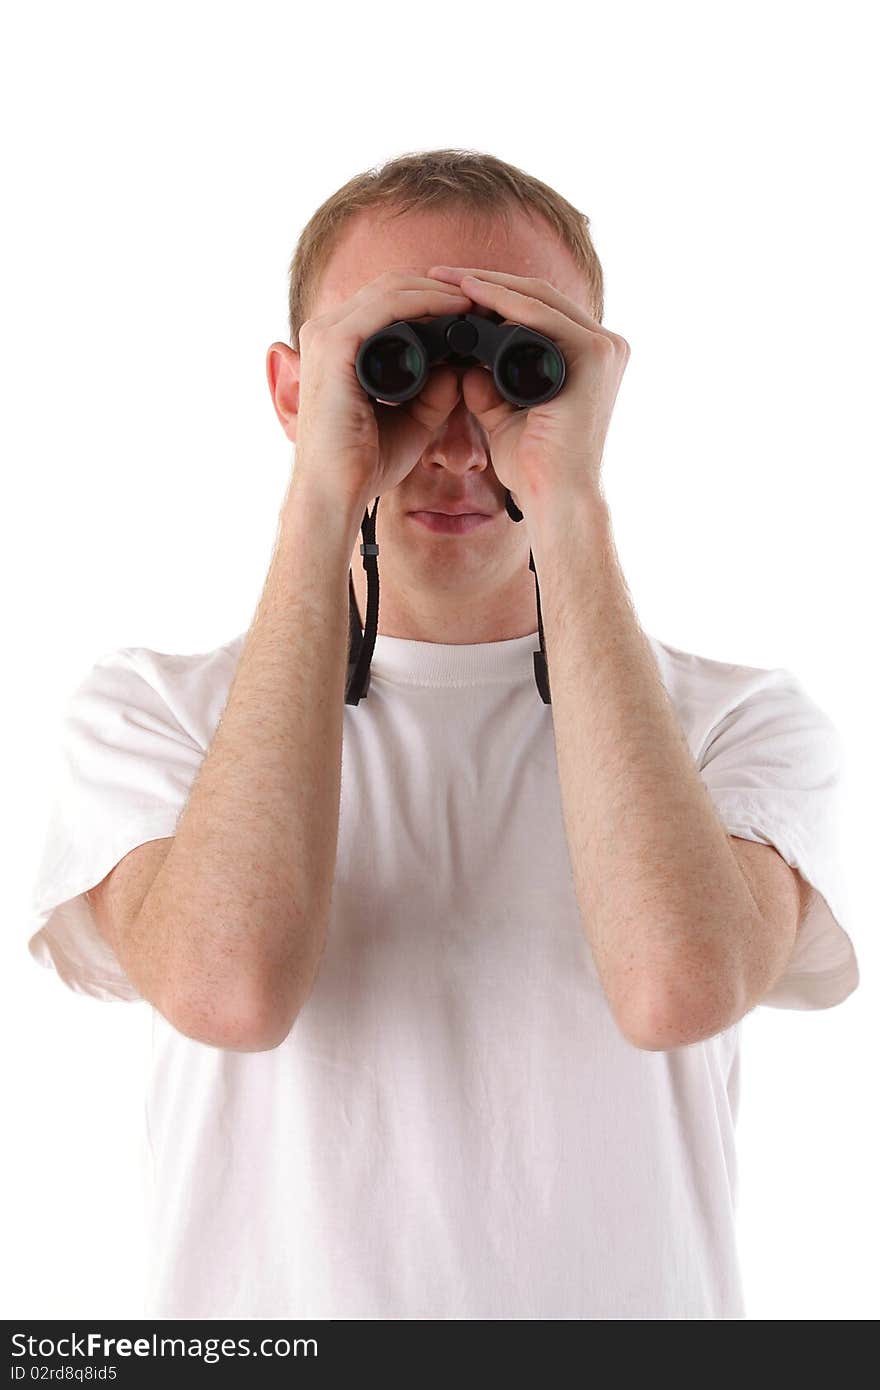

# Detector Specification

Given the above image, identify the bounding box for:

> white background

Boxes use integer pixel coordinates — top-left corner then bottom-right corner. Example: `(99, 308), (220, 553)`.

(3, 0), (876, 1321)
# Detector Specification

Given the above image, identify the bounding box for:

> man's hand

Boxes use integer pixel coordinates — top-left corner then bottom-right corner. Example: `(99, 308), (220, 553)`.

(428, 264), (630, 504)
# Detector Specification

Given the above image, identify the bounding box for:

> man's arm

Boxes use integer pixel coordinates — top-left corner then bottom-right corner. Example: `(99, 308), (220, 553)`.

(127, 469), (367, 1051)
(726, 832), (815, 994)
(524, 485), (788, 1052)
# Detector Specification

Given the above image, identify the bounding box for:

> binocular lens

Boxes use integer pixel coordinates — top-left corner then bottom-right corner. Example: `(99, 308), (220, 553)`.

(356, 315), (565, 409)
(362, 337), (423, 395)
(497, 343), (563, 400)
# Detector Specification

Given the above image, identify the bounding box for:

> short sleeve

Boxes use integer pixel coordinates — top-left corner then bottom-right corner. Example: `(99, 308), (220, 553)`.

(27, 649), (206, 1003)
(698, 668), (859, 1011)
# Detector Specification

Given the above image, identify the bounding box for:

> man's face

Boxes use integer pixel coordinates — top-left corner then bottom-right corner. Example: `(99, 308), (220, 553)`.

(273, 204), (592, 641)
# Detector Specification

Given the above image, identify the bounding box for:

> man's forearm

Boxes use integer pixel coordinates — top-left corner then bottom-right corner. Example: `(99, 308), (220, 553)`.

(524, 484), (761, 1048)
(135, 468), (366, 1047)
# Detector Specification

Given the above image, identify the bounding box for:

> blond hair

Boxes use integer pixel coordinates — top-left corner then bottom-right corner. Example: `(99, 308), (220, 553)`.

(286, 148), (605, 351)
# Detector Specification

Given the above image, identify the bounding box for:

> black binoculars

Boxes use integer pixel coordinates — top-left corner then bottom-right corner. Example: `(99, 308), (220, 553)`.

(355, 309), (566, 409)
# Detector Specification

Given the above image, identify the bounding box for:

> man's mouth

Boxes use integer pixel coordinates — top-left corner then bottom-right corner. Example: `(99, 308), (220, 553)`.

(408, 512), (494, 534)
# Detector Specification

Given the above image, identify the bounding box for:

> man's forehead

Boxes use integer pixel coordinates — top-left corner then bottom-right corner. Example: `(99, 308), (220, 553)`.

(313, 206), (585, 309)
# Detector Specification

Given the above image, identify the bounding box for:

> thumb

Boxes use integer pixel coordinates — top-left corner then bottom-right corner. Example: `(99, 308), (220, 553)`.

(410, 363), (462, 431)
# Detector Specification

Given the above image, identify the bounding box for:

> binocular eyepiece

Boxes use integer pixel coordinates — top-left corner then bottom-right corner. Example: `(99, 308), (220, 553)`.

(355, 309), (566, 409)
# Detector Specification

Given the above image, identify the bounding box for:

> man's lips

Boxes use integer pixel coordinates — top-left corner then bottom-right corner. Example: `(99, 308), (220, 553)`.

(408, 507), (494, 516)
(408, 510), (494, 534)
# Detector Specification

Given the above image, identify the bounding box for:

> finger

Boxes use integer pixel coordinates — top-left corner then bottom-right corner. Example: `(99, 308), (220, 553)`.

(430, 265), (612, 340)
(378, 363), (462, 455)
(459, 363), (514, 435)
(302, 275), (473, 339)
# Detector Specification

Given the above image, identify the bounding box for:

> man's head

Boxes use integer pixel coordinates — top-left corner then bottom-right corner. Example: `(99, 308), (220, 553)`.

(267, 150), (604, 644)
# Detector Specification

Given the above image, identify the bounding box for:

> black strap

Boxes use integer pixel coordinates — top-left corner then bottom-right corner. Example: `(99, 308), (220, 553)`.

(346, 489), (551, 704)
(345, 499), (380, 705)
(504, 490), (551, 703)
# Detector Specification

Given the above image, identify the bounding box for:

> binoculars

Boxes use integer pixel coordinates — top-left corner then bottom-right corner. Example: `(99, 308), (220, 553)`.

(355, 309), (566, 409)
(345, 309), (565, 708)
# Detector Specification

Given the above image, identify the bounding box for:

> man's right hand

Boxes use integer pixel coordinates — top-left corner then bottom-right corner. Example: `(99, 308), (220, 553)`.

(292, 269), (475, 511)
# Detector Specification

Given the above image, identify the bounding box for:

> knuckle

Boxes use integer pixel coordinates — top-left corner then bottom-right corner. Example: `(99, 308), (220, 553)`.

(377, 267), (434, 291)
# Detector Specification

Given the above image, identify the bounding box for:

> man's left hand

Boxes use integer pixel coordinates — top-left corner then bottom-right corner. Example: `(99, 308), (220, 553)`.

(428, 265), (630, 503)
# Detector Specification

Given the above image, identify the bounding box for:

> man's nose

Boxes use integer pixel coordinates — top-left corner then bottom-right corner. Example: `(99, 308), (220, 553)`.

(426, 407), (489, 474)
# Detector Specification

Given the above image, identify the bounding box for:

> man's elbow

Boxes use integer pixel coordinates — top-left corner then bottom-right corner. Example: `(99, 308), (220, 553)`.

(614, 966), (745, 1052)
(165, 986), (301, 1053)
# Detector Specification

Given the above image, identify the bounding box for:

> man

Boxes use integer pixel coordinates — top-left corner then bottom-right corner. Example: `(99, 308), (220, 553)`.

(27, 153), (859, 1320)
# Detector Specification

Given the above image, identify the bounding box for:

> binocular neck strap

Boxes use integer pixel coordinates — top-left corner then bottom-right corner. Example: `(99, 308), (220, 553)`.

(345, 490), (551, 706)
(504, 489), (551, 703)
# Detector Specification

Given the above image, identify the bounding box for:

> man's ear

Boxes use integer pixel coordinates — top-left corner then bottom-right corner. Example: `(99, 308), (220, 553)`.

(266, 341), (301, 443)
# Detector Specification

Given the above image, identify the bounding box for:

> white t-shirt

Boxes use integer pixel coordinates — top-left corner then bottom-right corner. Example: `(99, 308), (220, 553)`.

(27, 630), (859, 1320)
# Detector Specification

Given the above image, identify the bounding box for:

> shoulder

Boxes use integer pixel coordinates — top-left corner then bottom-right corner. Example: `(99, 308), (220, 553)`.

(646, 632), (790, 697)
(76, 631), (247, 749)
(645, 633), (801, 746)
